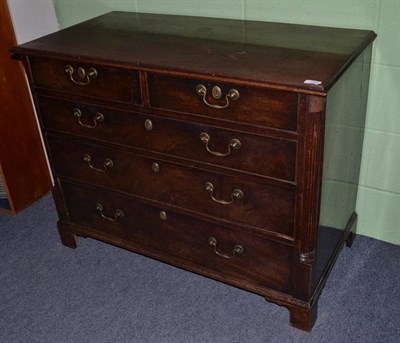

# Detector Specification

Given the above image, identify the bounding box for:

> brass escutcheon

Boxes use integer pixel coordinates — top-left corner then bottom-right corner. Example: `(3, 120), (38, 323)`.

(159, 211), (167, 220)
(152, 162), (160, 173)
(144, 119), (153, 131)
(211, 85), (222, 99)
(77, 67), (86, 79)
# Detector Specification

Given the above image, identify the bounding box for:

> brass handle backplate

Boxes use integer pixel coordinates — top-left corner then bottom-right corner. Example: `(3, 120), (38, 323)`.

(96, 203), (124, 222)
(73, 108), (104, 129)
(65, 65), (97, 85)
(83, 154), (113, 172)
(200, 132), (241, 157)
(208, 237), (244, 259)
(204, 181), (243, 205)
(196, 84), (239, 109)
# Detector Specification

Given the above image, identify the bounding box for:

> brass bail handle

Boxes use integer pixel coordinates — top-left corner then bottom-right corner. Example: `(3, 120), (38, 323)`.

(65, 65), (98, 86)
(96, 203), (124, 222)
(199, 132), (241, 157)
(204, 181), (243, 205)
(196, 84), (239, 109)
(208, 237), (244, 259)
(83, 154), (113, 173)
(73, 108), (104, 129)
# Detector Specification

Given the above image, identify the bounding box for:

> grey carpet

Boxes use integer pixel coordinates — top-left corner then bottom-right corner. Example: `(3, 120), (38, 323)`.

(0, 194), (399, 343)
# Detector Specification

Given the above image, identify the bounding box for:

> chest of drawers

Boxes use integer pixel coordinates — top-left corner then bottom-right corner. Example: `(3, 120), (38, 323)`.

(12, 12), (376, 331)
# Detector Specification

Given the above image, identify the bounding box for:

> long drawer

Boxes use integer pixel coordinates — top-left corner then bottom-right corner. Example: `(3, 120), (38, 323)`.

(47, 135), (295, 237)
(62, 181), (293, 292)
(37, 96), (297, 182)
(147, 73), (298, 131)
(29, 57), (142, 104)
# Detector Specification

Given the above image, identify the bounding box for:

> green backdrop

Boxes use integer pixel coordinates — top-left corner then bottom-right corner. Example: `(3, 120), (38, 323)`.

(53, 0), (400, 245)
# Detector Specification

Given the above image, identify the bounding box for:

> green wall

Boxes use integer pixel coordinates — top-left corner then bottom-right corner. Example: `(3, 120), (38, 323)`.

(53, 0), (400, 245)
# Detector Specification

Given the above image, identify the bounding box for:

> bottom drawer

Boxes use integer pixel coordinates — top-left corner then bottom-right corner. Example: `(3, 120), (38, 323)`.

(62, 181), (293, 293)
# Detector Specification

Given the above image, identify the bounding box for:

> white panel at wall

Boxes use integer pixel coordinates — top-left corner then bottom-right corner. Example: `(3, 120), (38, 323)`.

(8, 0), (59, 44)
(6, 0), (59, 185)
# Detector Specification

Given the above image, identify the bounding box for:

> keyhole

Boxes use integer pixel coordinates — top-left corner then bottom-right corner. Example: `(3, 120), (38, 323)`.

(78, 67), (86, 79)
(212, 86), (222, 99)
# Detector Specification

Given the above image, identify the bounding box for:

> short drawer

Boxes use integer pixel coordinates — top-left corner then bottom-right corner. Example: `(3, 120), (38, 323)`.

(62, 181), (293, 292)
(47, 135), (295, 236)
(147, 73), (298, 131)
(38, 96), (297, 182)
(29, 57), (141, 104)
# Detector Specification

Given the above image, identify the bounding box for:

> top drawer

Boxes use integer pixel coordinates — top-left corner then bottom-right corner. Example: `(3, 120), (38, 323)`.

(148, 73), (298, 131)
(29, 57), (142, 105)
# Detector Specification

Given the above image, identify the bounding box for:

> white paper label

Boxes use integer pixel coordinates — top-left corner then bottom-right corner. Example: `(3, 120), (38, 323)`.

(304, 79), (322, 85)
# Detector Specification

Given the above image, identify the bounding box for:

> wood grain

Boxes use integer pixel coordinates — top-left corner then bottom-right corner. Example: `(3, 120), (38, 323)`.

(46, 134), (296, 237)
(12, 11), (376, 94)
(62, 180), (293, 293)
(37, 96), (297, 182)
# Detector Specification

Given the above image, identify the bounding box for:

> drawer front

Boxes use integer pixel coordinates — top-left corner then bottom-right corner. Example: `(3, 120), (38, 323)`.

(29, 57), (141, 104)
(38, 96), (297, 182)
(47, 135), (295, 236)
(148, 73), (298, 131)
(62, 181), (293, 292)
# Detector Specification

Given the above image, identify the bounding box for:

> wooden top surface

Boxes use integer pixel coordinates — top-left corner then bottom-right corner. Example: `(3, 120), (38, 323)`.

(13, 11), (376, 94)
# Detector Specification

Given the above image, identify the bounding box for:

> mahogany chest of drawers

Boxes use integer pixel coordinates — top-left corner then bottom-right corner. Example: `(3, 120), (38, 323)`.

(12, 12), (376, 331)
